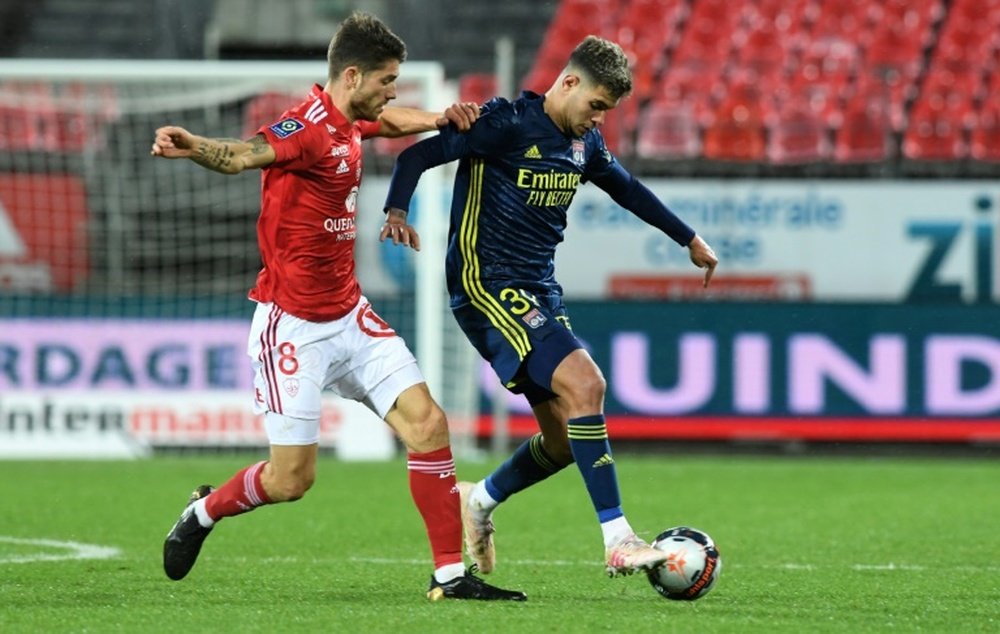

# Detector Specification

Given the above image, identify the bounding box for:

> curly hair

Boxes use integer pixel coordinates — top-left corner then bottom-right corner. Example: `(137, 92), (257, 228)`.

(327, 11), (407, 78)
(567, 35), (633, 99)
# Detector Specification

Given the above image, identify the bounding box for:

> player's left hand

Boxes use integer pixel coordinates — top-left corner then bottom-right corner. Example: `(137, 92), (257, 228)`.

(687, 234), (718, 288)
(380, 207), (421, 251)
(438, 102), (480, 131)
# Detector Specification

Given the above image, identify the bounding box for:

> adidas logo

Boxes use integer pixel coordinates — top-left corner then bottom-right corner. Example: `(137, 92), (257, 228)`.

(592, 453), (615, 468)
(336, 159), (349, 174)
(523, 145), (542, 159)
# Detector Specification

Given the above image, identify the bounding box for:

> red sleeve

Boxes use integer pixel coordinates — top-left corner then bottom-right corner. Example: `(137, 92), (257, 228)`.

(358, 119), (382, 139)
(258, 117), (327, 169)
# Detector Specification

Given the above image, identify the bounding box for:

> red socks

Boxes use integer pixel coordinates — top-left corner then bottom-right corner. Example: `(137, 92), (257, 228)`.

(201, 452), (462, 571)
(204, 460), (272, 521)
(407, 447), (463, 569)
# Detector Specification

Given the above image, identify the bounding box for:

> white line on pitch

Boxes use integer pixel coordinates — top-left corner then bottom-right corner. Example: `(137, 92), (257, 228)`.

(0, 536), (121, 564)
(350, 556), (590, 567)
(334, 557), (999, 573)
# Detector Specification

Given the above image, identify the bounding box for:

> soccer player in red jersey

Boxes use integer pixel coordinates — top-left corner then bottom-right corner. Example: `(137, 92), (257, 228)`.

(151, 12), (525, 601)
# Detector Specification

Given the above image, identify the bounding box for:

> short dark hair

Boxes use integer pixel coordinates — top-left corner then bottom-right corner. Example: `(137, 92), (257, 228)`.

(567, 36), (633, 99)
(327, 12), (406, 79)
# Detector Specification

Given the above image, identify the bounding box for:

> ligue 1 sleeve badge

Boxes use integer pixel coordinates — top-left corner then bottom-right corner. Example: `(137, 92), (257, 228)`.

(571, 139), (585, 165)
(269, 118), (305, 138)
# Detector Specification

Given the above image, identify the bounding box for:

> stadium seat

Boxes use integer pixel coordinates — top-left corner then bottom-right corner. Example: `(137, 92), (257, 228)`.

(902, 108), (969, 161)
(792, 39), (858, 106)
(921, 68), (986, 103)
(458, 73), (497, 106)
(766, 100), (831, 164)
(615, 0), (684, 102)
(737, 26), (787, 77)
(702, 87), (766, 162)
(970, 100), (1000, 162)
(523, 0), (615, 92)
(832, 100), (892, 163)
(0, 82), (45, 150)
(635, 98), (701, 160)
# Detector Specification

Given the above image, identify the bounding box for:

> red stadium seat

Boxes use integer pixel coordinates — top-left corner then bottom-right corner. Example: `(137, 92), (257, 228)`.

(523, 0), (616, 92)
(970, 100), (1000, 162)
(921, 68), (986, 102)
(635, 98), (701, 160)
(702, 87), (767, 161)
(458, 73), (497, 106)
(616, 0), (684, 101)
(902, 109), (969, 161)
(832, 100), (892, 163)
(767, 100), (831, 164)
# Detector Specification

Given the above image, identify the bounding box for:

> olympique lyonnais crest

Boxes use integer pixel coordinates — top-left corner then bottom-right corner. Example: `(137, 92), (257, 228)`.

(571, 140), (585, 166)
(283, 378), (300, 397)
(522, 308), (547, 329)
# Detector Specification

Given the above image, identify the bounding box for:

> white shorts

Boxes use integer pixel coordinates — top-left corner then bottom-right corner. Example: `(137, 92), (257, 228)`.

(247, 297), (424, 439)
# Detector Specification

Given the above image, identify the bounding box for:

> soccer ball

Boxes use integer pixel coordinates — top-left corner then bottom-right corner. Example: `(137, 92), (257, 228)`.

(646, 526), (722, 601)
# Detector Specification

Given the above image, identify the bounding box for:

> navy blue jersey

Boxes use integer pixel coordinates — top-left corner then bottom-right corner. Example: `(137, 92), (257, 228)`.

(385, 91), (695, 310)
(438, 91), (618, 305)
(384, 90), (695, 387)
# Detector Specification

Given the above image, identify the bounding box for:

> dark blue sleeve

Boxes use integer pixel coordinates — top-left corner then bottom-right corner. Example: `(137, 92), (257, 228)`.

(384, 99), (517, 213)
(589, 162), (696, 247)
(384, 133), (455, 212)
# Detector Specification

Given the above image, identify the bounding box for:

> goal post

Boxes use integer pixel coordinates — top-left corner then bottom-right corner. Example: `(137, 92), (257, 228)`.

(0, 59), (481, 458)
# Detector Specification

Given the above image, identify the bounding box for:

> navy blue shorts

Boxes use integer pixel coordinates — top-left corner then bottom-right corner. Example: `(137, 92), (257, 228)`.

(452, 287), (582, 406)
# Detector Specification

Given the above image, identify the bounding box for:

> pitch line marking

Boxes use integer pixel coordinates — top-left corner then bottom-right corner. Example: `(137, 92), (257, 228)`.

(339, 557), (1000, 573)
(0, 536), (121, 564)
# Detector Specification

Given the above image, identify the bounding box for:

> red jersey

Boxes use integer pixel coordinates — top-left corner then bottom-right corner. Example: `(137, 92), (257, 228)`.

(249, 84), (381, 322)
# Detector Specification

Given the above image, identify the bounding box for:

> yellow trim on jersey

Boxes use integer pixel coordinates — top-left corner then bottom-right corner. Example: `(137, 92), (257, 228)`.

(459, 159), (531, 359)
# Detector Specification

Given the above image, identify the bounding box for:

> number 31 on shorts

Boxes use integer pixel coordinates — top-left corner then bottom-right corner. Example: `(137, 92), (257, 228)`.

(499, 288), (540, 315)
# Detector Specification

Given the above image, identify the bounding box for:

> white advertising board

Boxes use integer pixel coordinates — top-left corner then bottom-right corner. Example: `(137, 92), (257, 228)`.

(0, 392), (395, 460)
(358, 178), (1000, 302)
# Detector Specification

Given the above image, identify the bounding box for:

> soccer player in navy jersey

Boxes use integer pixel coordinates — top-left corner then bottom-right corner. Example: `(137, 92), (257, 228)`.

(151, 12), (525, 601)
(382, 35), (718, 579)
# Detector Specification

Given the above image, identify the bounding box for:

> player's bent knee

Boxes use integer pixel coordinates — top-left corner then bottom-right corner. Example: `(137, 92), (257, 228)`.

(403, 409), (450, 452)
(270, 474), (315, 502)
(558, 373), (606, 411)
(262, 467), (316, 502)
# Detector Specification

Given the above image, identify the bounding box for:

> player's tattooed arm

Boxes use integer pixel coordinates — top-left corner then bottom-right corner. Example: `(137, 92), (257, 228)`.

(152, 127), (275, 173)
(194, 135), (275, 173)
(193, 139), (238, 172)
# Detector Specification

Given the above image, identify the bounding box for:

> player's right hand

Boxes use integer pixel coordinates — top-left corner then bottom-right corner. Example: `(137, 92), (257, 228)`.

(151, 126), (196, 158)
(688, 234), (718, 288)
(438, 102), (480, 132)
(380, 207), (421, 251)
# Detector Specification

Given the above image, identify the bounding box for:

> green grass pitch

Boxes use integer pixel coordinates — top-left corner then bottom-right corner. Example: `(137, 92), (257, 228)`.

(1, 453), (997, 632)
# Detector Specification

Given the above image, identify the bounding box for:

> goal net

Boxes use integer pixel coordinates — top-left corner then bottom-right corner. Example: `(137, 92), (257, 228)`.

(0, 59), (480, 457)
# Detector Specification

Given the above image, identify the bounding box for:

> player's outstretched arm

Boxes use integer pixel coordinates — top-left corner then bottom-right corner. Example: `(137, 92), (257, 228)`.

(378, 102), (479, 137)
(687, 234), (718, 288)
(151, 126), (275, 174)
